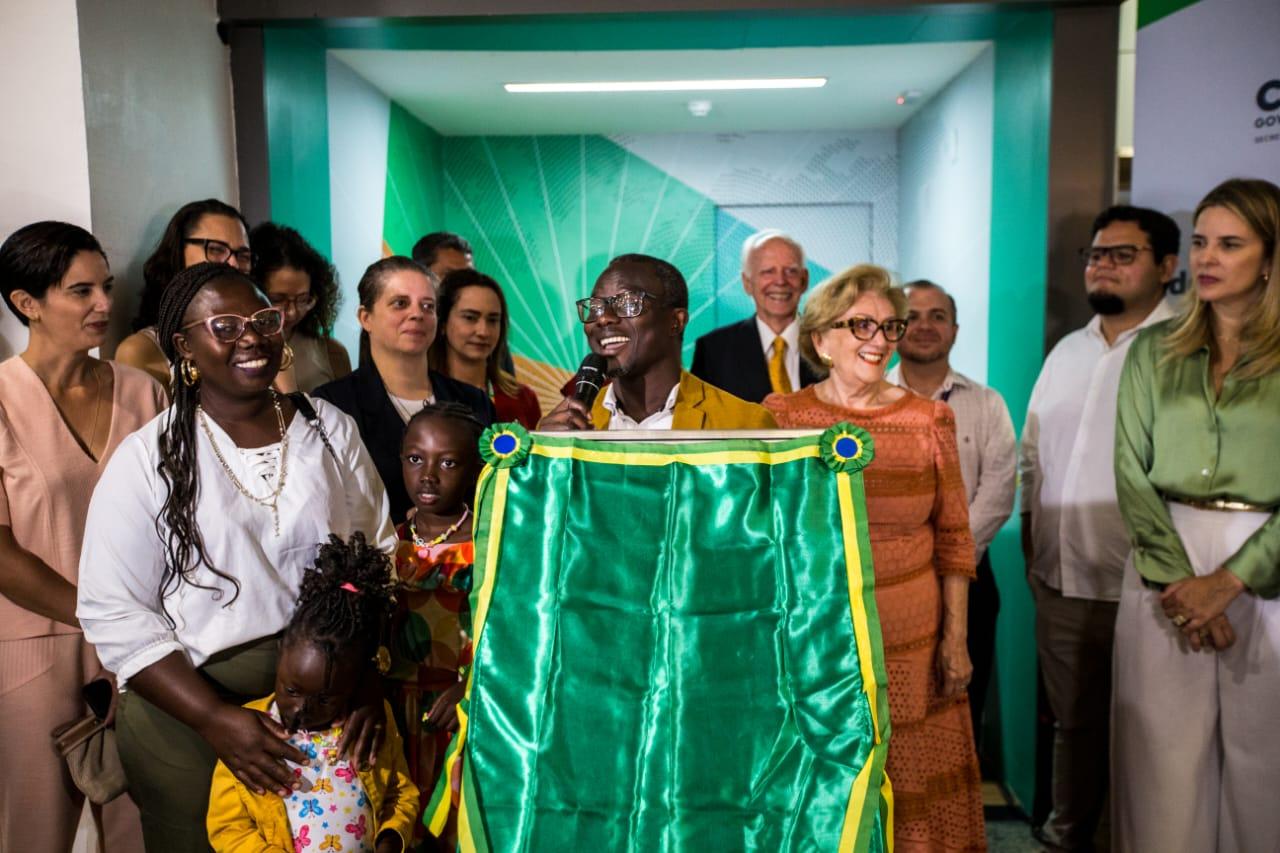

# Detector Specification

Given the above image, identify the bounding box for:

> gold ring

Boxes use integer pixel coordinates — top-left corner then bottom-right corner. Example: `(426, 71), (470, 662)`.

(1172, 614), (1189, 627)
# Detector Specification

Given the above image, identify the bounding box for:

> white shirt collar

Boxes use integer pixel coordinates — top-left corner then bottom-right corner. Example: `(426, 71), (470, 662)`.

(755, 316), (800, 356)
(886, 363), (969, 400)
(601, 381), (680, 430)
(1083, 298), (1177, 348)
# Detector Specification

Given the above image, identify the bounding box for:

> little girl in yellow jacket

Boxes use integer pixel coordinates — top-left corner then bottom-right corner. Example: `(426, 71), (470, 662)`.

(207, 534), (419, 852)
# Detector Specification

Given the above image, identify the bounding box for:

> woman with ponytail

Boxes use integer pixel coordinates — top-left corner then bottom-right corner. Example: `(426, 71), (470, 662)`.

(313, 256), (494, 522)
(77, 262), (396, 850)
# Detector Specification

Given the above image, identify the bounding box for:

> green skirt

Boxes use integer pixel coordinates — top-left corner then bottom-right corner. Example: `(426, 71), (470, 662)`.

(116, 635), (278, 853)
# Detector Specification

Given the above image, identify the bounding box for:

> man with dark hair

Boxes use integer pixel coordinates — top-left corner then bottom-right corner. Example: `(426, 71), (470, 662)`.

(888, 279), (1016, 752)
(411, 232), (473, 282)
(691, 230), (820, 403)
(540, 253), (774, 431)
(1020, 205), (1180, 852)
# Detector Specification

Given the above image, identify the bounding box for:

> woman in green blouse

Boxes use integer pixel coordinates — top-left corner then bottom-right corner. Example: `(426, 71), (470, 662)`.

(1113, 177), (1280, 852)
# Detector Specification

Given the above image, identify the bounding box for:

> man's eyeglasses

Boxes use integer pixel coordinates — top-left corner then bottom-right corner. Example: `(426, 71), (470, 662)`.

(270, 293), (318, 313)
(576, 290), (657, 323)
(830, 315), (908, 342)
(1079, 245), (1153, 267)
(185, 238), (255, 270)
(180, 307), (284, 343)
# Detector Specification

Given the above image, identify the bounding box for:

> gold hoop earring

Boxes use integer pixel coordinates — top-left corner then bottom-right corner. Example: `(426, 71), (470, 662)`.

(818, 352), (834, 367)
(280, 344), (295, 371)
(180, 359), (201, 386)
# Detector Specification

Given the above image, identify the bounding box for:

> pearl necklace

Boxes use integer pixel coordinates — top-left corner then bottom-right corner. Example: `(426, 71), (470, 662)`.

(197, 392), (289, 535)
(409, 505), (470, 559)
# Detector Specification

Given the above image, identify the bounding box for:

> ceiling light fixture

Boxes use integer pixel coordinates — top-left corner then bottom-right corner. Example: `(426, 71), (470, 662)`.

(688, 99), (713, 117)
(504, 78), (827, 94)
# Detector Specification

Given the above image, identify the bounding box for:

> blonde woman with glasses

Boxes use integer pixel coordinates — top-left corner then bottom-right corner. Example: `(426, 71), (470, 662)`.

(764, 263), (984, 852)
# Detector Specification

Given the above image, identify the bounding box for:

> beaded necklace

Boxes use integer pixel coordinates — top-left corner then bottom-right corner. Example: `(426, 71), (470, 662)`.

(197, 391), (289, 535)
(409, 505), (470, 559)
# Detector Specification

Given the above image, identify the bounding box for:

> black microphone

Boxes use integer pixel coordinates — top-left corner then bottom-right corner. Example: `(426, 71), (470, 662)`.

(571, 353), (608, 408)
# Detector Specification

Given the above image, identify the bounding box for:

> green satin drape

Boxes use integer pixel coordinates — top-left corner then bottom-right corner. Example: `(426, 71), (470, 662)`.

(434, 427), (890, 852)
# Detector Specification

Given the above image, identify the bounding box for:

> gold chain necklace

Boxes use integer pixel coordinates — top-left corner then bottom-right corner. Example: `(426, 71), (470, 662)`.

(197, 392), (289, 535)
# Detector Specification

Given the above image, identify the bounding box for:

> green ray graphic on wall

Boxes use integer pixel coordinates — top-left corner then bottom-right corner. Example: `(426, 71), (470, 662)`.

(384, 120), (829, 373)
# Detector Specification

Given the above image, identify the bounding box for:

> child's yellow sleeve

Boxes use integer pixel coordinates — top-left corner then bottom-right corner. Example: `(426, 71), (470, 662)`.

(376, 702), (422, 850)
(207, 760), (290, 853)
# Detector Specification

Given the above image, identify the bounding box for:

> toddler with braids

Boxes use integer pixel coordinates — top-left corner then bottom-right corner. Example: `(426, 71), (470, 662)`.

(207, 533), (419, 853)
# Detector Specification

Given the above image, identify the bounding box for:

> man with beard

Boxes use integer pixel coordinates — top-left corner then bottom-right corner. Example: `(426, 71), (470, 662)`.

(887, 280), (1016, 751)
(1020, 206), (1179, 852)
(540, 254), (775, 431)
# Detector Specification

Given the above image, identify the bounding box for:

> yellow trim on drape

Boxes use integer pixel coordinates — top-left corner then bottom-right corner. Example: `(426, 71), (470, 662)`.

(433, 465), (510, 845)
(835, 471), (891, 853)
(530, 442), (819, 468)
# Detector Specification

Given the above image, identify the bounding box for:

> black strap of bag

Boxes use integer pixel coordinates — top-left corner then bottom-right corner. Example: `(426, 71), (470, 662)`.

(288, 392), (340, 465)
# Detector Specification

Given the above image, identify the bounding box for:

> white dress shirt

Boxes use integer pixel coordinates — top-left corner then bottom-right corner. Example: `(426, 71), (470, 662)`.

(755, 316), (801, 390)
(77, 397), (396, 686)
(887, 364), (1018, 558)
(601, 382), (679, 430)
(1020, 301), (1175, 601)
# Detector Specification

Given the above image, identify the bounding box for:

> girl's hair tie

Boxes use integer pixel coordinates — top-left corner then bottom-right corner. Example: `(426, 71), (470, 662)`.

(339, 582), (361, 594)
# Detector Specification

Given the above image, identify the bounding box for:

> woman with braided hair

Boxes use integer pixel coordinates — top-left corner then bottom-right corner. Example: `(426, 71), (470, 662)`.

(77, 262), (396, 850)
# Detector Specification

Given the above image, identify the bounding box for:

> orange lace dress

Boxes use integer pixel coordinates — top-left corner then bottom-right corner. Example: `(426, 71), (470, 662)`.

(765, 387), (985, 852)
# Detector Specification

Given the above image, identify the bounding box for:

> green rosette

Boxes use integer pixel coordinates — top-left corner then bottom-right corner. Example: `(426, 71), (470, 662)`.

(819, 422), (875, 474)
(479, 421), (532, 468)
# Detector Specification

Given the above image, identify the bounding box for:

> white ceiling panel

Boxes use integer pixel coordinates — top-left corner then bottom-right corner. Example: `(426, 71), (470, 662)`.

(331, 41), (991, 135)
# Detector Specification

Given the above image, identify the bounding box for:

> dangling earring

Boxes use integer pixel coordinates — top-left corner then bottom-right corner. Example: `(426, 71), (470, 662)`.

(818, 352), (834, 367)
(180, 359), (201, 386)
(279, 343), (295, 371)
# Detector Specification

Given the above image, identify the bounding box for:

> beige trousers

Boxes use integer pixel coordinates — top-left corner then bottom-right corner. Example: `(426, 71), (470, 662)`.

(1112, 503), (1279, 853)
(1031, 574), (1118, 851)
(0, 633), (143, 853)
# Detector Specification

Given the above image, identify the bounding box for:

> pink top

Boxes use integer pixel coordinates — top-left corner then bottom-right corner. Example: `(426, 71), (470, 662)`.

(0, 357), (167, 641)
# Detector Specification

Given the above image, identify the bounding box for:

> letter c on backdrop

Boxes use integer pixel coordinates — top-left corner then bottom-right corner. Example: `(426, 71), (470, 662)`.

(1258, 80), (1280, 112)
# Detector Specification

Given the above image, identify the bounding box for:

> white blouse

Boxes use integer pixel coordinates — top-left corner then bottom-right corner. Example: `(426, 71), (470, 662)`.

(76, 396), (395, 687)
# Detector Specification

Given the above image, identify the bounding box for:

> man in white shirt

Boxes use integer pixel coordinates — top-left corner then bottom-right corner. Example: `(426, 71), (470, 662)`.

(690, 230), (820, 403)
(888, 280), (1017, 751)
(1020, 206), (1180, 851)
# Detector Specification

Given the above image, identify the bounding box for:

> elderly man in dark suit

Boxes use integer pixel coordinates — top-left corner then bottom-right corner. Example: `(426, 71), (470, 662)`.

(690, 230), (819, 403)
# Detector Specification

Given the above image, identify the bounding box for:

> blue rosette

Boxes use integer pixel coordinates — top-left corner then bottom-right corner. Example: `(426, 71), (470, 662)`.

(479, 422), (532, 468)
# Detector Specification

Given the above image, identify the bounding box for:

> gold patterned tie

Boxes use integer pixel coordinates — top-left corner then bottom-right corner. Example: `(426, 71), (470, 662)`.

(767, 336), (793, 394)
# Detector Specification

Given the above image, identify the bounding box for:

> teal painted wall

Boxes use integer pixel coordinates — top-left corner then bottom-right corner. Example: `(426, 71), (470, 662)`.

(987, 11), (1053, 813)
(263, 28), (331, 257)
(383, 103), (444, 257)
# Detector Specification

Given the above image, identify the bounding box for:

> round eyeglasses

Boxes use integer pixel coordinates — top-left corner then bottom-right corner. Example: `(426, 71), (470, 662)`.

(180, 307), (285, 343)
(575, 290), (657, 323)
(830, 315), (908, 342)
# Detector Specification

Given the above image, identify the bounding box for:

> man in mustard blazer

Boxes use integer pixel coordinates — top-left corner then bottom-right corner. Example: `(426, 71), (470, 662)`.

(540, 254), (775, 432)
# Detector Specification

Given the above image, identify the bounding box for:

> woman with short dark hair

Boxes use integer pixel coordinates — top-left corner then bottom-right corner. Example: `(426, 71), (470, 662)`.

(0, 221), (164, 852)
